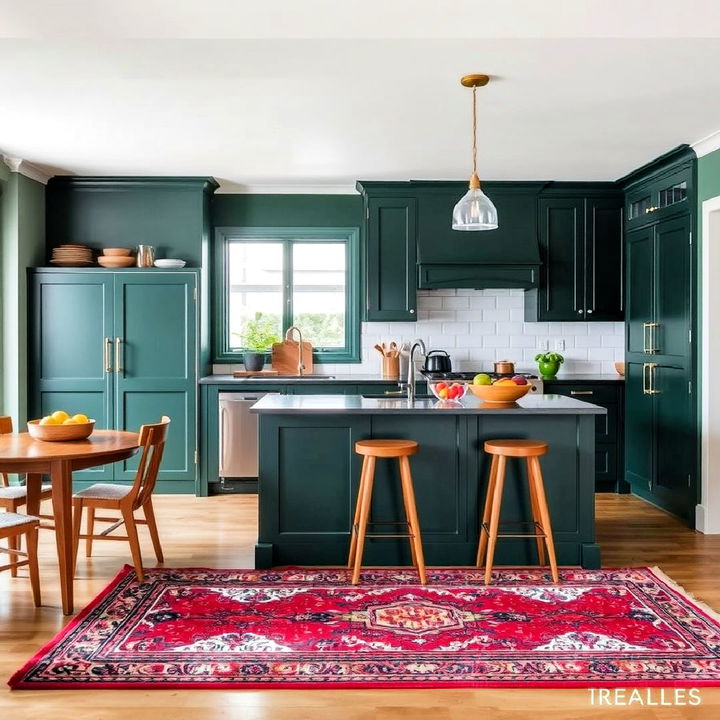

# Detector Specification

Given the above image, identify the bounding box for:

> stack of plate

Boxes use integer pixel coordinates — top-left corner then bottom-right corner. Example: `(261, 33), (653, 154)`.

(50, 244), (93, 267)
(98, 248), (135, 268)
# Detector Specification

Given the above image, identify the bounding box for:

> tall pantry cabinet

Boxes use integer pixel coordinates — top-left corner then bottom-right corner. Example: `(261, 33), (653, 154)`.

(622, 146), (698, 524)
(30, 269), (198, 492)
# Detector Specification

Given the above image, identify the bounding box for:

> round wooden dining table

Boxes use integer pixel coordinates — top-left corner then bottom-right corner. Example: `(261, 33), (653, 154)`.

(0, 430), (139, 614)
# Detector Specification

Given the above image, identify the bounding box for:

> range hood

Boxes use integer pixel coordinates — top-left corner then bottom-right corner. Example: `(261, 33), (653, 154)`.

(415, 182), (543, 290)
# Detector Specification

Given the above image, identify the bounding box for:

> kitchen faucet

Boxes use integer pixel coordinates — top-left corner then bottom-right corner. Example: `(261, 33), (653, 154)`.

(285, 326), (305, 377)
(406, 339), (427, 402)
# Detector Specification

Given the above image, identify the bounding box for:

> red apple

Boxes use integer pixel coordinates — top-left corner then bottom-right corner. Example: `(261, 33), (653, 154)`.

(511, 375), (528, 386)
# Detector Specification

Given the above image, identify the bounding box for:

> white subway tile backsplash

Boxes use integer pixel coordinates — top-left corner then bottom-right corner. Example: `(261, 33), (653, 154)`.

(213, 289), (625, 377)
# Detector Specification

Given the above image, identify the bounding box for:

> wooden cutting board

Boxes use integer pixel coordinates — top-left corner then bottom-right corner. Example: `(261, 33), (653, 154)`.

(232, 370), (280, 378)
(271, 339), (314, 375)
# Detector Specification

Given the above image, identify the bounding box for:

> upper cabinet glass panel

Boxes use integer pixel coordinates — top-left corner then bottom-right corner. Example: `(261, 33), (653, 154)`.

(658, 181), (687, 209)
(629, 195), (651, 220)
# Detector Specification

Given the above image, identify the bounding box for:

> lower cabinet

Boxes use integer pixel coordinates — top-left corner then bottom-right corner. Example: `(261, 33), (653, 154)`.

(544, 381), (625, 493)
(625, 361), (695, 521)
(31, 269), (198, 492)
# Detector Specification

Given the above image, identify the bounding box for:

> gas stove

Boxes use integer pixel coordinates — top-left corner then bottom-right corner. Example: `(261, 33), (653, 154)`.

(421, 370), (544, 394)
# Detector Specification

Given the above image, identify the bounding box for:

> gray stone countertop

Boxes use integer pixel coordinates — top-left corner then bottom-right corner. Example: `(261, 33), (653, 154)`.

(199, 374), (403, 385)
(542, 374), (625, 383)
(250, 393), (606, 415)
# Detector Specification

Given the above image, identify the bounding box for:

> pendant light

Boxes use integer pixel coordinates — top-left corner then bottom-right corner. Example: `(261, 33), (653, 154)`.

(452, 74), (498, 231)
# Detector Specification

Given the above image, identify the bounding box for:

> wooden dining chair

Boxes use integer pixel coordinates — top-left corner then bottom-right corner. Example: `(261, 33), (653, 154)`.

(1, 415), (53, 576)
(71, 416), (170, 582)
(0, 512), (41, 606)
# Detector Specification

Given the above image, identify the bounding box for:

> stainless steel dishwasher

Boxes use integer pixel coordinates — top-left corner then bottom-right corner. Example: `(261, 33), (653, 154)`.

(219, 391), (279, 485)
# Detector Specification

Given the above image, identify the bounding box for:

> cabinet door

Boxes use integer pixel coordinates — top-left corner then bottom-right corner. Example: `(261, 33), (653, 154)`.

(652, 364), (694, 520)
(626, 226), (655, 356)
(32, 272), (115, 482)
(654, 215), (692, 363)
(536, 198), (584, 320)
(366, 196), (417, 321)
(113, 273), (197, 486)
(585, 197), (624, 320)
(625, 361), (653, 493)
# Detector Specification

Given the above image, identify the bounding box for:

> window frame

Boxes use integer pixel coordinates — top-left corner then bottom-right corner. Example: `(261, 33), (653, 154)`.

(214, 226), (361, 363)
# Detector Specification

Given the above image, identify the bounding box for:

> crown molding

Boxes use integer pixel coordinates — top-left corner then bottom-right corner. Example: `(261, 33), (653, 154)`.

(692, 129), (720, 158)
(215, 181), (359, 195)
(1, 155), (53, 185)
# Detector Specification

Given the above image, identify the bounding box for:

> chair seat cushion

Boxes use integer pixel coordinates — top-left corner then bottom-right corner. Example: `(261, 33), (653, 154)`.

(0, 484), (52, 500)
(0, 512), (39, 529)
(73, 483), (133, 500)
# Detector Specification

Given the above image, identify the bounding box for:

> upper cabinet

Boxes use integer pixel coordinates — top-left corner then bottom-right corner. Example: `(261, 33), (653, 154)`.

(364, 195), (417, 321)
(525, 187), (624, 322)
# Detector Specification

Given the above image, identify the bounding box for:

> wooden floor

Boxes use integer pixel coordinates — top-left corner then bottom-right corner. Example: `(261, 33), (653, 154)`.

(2, 493), (720, 719)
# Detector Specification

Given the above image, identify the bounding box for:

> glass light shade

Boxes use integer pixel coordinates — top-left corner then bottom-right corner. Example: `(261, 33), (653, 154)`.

(451, 187), (498, 231)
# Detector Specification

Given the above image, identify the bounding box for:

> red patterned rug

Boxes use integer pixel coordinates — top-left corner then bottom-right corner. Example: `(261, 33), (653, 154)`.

(9, 566), (720, 689)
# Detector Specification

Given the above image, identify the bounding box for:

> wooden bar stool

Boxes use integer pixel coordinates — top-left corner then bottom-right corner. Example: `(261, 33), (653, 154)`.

(476, 439), (559, 585)
(348, 439), (426, 585)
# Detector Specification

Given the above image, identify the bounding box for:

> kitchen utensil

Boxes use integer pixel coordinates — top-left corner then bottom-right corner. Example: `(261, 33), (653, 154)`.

(614, 361), (625, 376)
(154, 259), (187, 268)
(493, 360), (515, 375)
(102, 248), (132, 257)
(136, 245), (156, 268)
(98, 256), (135, 268)
(271, 335), (314, 375)
(466, 383), (530, 404)
(27, 418), (95, 442)
(374, 344), (386, 356)
(423, 350), (452, 373)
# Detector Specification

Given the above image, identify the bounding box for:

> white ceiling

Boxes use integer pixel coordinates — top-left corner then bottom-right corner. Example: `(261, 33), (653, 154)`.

(2, 1), (720, 191)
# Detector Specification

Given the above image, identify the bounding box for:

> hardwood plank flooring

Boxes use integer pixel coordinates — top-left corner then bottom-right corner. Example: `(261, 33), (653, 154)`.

(1, 493), (720, 719)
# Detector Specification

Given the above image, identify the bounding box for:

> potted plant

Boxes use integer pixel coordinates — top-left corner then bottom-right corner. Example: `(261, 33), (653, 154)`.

(237, 313), (280, 372)
(534, 351), (564, 379)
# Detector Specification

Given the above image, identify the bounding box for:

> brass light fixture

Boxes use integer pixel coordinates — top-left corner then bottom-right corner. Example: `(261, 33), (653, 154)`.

(452, 74), (498, 231)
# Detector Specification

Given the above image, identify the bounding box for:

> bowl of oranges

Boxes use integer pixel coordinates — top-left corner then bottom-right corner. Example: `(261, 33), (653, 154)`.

(28, 411), (95, 441)
(466, 374), (532, 404)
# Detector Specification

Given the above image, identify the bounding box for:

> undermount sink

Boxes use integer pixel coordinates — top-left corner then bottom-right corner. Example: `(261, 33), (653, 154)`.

(245, 374), (336, 380)
(362, 393), (433, 400)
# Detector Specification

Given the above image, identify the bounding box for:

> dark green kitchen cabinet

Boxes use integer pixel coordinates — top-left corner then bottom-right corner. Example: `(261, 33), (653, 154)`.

(525, 192), (623, 321)
(622, 145), (696, 524)
(31, 269), (198, 491)
(364, 196), (417, 321)
(625, 361), (694, 520)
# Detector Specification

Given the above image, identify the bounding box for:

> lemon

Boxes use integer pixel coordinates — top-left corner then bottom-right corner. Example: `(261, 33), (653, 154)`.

(50, 410), (69, 423)
(39, 416), (56, 426)
(72, 413), (90, 424)
(62, 418), (79, 425)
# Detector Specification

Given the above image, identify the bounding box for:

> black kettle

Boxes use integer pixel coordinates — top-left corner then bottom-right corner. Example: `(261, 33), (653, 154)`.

(423, 350), (452, 373)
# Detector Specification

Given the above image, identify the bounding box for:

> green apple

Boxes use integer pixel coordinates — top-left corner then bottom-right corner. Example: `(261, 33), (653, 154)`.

(473, 373), (492, 386)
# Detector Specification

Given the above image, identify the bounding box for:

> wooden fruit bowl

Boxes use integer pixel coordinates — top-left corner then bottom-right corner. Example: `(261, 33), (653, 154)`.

(27, 419), (95, 442)
(466, 383), (532, 404)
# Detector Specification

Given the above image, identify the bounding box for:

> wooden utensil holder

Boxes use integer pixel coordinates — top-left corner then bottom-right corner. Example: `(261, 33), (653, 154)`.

(382, 355), (400, 380)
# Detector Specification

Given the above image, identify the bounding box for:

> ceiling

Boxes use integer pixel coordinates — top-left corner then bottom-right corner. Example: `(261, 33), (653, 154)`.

(2, 1), (720, 191)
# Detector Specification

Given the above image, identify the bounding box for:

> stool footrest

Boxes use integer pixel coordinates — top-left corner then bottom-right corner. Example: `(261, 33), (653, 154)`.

(481, 521), (546, 539)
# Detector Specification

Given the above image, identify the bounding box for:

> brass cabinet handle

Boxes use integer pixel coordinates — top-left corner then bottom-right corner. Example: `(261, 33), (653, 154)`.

(645, 205), (659, 214)
(115, 337), (124, 373)
(642, 363), (651, 394)
(648, 363), (660, 394)
(648, 322), (660, 354)
(643, 322), (650, 353)
(104, 337), (113, 373)
(570, 390), (594, 396)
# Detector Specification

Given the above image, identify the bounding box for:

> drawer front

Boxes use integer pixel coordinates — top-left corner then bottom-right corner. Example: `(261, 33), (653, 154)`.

(544, 382), (620, 406)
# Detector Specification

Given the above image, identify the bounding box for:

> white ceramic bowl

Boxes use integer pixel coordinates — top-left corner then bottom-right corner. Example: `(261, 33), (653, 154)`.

(154, 259), (186, 268)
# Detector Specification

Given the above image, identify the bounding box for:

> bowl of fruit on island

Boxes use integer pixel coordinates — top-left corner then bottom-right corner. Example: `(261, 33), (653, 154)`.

(428, 380), (467, 402)
(466, 373), (532, 404)
(27, 411), (95, 441)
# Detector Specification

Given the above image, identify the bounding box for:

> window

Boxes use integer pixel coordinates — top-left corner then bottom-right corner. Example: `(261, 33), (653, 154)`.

(215, 227), (360, 362)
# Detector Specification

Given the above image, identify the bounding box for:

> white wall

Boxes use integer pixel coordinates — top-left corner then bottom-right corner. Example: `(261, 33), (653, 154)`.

(215, 288), (625, 376)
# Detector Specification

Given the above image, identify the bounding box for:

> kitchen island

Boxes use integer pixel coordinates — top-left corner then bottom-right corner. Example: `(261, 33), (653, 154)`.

(252, 393), (605, 570)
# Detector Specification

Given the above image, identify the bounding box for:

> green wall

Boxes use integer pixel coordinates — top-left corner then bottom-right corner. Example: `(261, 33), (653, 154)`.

(0, 169), (45, 424)
(212, 193), (362, 228)
(698, 147), (720, 206)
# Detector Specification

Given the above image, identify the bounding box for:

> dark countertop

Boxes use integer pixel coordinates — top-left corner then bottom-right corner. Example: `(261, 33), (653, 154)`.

(199, 373), (402, 385)
(250, 393), (606, 415)
(543, 374), (625, 383)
